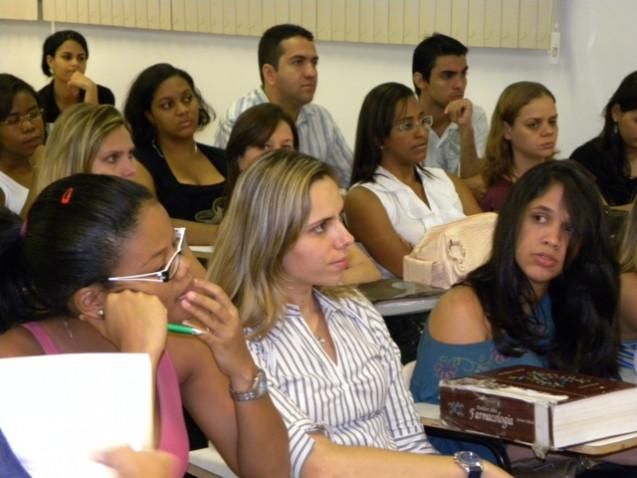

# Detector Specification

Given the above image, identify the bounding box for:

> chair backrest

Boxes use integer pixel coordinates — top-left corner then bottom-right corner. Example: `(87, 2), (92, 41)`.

(402, 360), (416, 388)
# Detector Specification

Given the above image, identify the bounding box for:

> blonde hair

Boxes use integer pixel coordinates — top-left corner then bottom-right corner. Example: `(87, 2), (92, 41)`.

(620, 200), (637, 272)
(32, 103), (127, 197)
(482, 81), (556, 188)
(207, 150), (351, 339)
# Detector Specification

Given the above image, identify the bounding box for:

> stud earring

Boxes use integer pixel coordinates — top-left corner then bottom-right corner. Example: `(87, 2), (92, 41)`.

(98, 309), (104, 317)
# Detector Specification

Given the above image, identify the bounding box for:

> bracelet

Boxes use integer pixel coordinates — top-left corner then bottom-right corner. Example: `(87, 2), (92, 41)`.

(229, 368), (268, 402)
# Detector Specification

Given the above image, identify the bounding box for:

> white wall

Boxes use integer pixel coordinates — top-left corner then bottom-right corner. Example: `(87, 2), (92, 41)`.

(1, 0), (636, 157)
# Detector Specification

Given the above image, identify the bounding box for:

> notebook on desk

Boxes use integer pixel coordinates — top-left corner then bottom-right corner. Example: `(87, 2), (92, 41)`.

(0, 353), (153, 478)
(357, 279), (445, 316)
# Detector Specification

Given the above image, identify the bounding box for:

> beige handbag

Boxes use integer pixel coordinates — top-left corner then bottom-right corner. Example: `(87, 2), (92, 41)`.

(403, 212), (497, 289)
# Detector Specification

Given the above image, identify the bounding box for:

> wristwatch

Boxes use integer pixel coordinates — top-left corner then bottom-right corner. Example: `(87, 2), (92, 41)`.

(229, 368), (268, 401)
(453, 451), (483, 478)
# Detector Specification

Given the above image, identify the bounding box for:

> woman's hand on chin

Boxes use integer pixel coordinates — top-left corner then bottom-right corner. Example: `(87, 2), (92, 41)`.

(179, 278), (257, 387)
(84, 290), (168, 360)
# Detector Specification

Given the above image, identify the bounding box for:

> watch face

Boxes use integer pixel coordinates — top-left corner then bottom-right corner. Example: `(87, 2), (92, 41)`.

(456, 451), (482, 467)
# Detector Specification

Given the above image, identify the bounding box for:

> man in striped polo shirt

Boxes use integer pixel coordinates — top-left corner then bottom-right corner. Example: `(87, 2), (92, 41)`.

(213, 23), (353, 187)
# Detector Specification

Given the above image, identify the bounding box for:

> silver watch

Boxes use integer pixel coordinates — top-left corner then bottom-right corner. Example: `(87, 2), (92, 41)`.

(229, 368), (268, 401)
(453, 451), (483, 478)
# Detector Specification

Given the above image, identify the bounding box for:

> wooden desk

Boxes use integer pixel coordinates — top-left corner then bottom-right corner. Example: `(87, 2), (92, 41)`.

(415, 403), (637, 456)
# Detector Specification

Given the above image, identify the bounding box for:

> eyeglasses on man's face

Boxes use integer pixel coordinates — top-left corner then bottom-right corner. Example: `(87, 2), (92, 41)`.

(107, 228), (186, 283)
(394, 115), (434, 133)
(0, 108), (44, 128)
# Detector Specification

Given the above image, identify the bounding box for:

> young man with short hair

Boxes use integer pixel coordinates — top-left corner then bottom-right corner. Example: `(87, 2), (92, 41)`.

(412, 33), (488, 178)
(213, 24), (352, 186)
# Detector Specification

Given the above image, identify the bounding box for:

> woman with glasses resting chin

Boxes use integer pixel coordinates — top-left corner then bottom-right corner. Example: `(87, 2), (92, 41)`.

(0, 174), (289, 478)
(0, 74), (45, 216)
(345, 82), (481, 280)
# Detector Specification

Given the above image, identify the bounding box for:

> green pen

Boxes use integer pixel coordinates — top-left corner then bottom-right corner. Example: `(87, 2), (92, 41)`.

(167, 323), (205, 336)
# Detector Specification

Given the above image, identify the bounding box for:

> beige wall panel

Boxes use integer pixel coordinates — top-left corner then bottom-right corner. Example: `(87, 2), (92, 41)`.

(197, 0), (211, 33)
(275, 0), (289, 24)
(316, 0), (331, 40)
(65, 0), (78, 23)
(332, 0), (346, 42)
(388, 0), (404, 44)
(434, 0), (452, 35)
(467, 0), (484, 46)
(403, 0), (419, 44)
(518, 0), (537, 48)
(235, 0), (249, 35)
(135, 0), (148, 28)
(42, 0), (54, 21)
(451, 0), (468, 44)
(158, 0), (171, 29)
(88, 0), (100, 24)
(184, 0), (198, 32)
(210, 0), (223, 33)
(222, 0), (236, 34)
(289, 0), (302, 25)
(373, 0), (389, 44)
(536, 0), (553, 48)
(248, 0), (262, 35)
(57, 0), (68, 21)
(122, 0), (135, 27)
(501, 0), (519, 48)
(345, 0), (359, 42)
(171, 0), (185, 30)
(112, 0), (126, 26)
(100, 0), (113, 25)
(77, 0), (89, 23)
(359, 0), (373, 42)
(484, 0), (501, 47)
(419, 0), (435, 38)
(262, 0), (276, 30)
(300, 0), (316, 34)
(146, 0), (160, 29)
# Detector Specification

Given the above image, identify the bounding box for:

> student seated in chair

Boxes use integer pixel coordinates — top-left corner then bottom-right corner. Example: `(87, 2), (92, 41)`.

(208, 149), (511, 478)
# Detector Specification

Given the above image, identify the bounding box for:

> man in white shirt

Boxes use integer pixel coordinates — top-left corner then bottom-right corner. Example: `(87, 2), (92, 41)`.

(213, 24), (352, 186)
(412, 33), (488, 178)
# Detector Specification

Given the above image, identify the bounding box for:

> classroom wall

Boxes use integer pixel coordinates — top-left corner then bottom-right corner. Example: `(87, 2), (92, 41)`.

(1, 0), (636, 158)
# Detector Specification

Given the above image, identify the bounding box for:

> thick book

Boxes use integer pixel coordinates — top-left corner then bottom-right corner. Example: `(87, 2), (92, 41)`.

(440, 365), (637, 451)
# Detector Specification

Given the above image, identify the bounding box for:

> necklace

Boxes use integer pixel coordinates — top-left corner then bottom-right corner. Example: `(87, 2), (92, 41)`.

(62, 318), (74, 339)
(151, 139), (198, 159)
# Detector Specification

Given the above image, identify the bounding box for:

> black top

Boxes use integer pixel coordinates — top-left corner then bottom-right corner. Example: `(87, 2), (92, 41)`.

(135, 142), (227, 221)
(570, 138), (637, 206)
(38, 81), (115, 126)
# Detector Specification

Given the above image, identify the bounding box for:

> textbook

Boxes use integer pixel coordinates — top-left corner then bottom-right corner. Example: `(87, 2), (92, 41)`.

(0, 353), (153, 478)
(439, 365), (637, 451)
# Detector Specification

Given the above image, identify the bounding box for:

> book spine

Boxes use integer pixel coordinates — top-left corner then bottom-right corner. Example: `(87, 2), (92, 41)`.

(440, 386), (544, 445)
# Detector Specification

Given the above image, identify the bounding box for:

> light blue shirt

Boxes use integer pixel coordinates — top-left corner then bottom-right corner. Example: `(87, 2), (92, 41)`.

(213, 87), (353, 186)
(425, 104), (489, 175)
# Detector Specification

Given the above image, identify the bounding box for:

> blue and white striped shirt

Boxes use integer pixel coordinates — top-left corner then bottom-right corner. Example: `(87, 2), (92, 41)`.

(248, 290), (436, 478)
(212, 87), (353, 187)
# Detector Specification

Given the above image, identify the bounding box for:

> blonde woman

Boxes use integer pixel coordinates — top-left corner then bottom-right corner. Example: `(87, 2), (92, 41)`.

(25, 103), (136, 213)
(208, 150), (511, 478)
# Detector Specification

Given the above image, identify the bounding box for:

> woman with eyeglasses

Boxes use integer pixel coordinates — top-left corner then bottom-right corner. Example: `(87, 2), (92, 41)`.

(0, 174), (289, 477)
(464, 82), (558, 212)
(0, 74), (45, 215)
(345, 82), (481, 279)
(38, 30), (115, 129)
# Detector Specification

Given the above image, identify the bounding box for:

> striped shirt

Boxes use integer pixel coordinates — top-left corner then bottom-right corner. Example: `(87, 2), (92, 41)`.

(212, 87), (353, 187)
(248, 290), (436, 478)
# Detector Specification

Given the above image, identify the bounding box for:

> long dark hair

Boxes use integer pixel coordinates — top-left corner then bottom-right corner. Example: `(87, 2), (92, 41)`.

(0, 175), (154, 332)
(351, 82), (427, 186)
(597, 71), (637, 179)
(467, 160), (619, 377)
(225, 103), (298, 205)
(124, 63), (213, 146)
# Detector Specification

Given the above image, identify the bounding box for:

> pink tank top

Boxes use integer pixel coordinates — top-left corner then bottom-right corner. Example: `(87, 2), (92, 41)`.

(20, 322), (189, 476)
